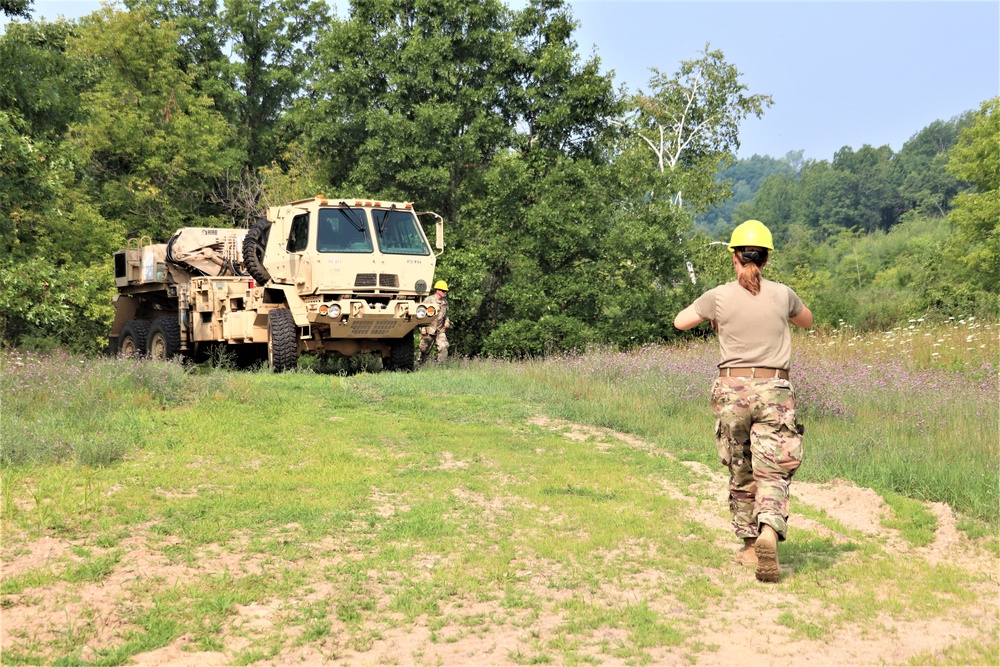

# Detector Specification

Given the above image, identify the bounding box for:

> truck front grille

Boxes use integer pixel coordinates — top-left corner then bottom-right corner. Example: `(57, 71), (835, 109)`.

(355, 273), (377, 287)
(351, 321), (397, 336)
(379, 274), (399, 288)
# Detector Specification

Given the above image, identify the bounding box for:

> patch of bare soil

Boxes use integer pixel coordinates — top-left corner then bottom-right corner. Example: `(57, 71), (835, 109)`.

(2, 416), (996, 666)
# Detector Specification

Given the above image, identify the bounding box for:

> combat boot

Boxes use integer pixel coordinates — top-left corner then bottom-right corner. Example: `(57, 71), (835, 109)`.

(735, 537), (757, 567)
(754, 524), (780, 583)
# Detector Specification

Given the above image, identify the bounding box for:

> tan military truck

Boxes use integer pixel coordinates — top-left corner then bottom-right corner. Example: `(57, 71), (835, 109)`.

(109, 196), (444, 371)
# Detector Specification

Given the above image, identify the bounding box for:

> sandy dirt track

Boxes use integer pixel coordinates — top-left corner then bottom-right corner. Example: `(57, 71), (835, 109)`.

(2, 418), (997, 666)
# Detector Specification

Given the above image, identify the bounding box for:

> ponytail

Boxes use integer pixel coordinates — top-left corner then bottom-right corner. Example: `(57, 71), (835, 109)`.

(735, 248), (767, 296)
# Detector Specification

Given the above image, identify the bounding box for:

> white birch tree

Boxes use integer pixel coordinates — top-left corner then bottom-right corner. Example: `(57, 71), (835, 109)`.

(614, 45), (772, 283)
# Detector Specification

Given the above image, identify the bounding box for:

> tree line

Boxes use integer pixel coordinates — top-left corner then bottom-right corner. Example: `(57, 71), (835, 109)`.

(1, 0), (996, 356)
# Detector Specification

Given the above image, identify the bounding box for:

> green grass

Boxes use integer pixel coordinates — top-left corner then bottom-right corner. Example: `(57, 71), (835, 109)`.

(0, 335), (996, 665)
(908, 633), (1000, 666)
(881, 491), (939, 546)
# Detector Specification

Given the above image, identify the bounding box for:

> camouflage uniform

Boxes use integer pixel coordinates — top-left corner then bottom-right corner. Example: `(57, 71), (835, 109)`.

(711, 376), (802, 541)
(417, 293), (449, 363)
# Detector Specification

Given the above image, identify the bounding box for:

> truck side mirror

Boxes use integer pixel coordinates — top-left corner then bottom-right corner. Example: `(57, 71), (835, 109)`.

(435, 216), (444, 251)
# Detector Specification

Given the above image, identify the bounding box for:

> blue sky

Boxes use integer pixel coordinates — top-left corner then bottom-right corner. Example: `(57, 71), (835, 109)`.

(6, 1), (998, 161)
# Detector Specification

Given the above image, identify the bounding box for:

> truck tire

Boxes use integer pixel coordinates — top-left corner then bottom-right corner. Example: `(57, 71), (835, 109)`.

(119, 320), (150, 358)
(268, 308), (298, 372)
(148, 317), (182, 360)
(243, 218), (272, 285)
(384, 334), (415, 372)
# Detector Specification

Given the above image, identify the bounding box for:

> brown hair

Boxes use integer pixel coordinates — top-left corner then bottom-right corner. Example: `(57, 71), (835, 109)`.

(735, 248), (767, 295)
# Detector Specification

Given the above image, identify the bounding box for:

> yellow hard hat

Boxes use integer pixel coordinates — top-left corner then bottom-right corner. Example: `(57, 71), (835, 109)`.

(434, 280), (449, 291)
(728, 219), (774, 252)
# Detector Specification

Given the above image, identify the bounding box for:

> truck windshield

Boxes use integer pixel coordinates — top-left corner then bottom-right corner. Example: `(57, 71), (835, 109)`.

(373, 209), (431, 255)
(317, 208), (373, 253)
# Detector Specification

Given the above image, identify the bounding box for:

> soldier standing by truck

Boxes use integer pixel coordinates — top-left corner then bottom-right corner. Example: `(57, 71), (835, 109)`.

(417, 280), (450, 364)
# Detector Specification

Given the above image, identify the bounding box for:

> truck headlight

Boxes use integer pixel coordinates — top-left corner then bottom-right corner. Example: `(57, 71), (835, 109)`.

(416, 305), (427, 319)
(328, 304), (342, 318)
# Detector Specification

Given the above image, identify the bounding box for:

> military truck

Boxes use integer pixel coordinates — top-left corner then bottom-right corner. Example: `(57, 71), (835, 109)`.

(109, 196), (444, 371)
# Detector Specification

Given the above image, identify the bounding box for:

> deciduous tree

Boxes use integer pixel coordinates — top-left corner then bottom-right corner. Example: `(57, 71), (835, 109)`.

(617, 45), (772, 210)
(68, 5), (238, 240)
(1, 0), (31, 18)
(945, 97), (1000, 296)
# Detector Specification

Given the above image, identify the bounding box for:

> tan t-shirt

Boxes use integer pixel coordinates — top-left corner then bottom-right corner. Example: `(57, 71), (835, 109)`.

(692, 279), (804, 371)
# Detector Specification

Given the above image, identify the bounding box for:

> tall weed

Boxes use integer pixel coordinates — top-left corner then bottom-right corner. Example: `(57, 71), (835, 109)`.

(471, 317), (998, 526)
(1, 350), (216, 466)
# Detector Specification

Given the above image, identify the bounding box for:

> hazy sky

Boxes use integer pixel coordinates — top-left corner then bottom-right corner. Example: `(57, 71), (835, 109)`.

(6, 1), (998, 161)
(562, 1), (999, 160)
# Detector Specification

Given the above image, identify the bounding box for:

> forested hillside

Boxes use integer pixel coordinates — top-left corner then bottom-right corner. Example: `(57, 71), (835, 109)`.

(1, 0), (996, 356)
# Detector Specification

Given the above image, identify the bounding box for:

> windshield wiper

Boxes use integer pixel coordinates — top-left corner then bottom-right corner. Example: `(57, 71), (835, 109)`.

(337, 201), (368, 234)
(376, 204), (396, 238)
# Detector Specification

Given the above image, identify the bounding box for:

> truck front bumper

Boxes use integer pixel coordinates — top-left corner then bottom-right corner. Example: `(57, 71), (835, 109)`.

(304, 299), (431, 339)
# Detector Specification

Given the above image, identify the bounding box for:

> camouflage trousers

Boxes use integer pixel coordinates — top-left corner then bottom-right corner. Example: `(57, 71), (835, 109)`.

(711, 376), (802, 541)
(418, 329), (449, 363)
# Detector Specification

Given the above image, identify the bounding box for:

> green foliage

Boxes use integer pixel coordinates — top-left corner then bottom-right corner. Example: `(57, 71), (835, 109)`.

(594, 203), (699, 347)
(622, 44), (773, 211)
(257, 141), (327, 205)
(896, 115), (971, 216)
(591, 46), (774, 347)
(68, 5), (239, 240)
(1, 0), (31, 18)
(0, 19), (88, 141)
(0, 109), (57, 252)
(770, 214), (995, 328)
(0, 257), (116, 354)
(828, 144), (904, 232)
(481, 314), (594, 358)
(221, 0), (329, 169)
(0, 19), (92, 259)
(945, 97), (1000, 296)
(726, 110), (994, 328)
(305, 0), (516, 219)
(736, 113), (972, 244)
(452, 152), (615, 352)
(304, 0), (625, 355)
(696, 151), (802, 235)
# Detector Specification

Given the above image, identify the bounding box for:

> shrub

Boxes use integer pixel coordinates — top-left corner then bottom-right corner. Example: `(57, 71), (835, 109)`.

(481, 315), (594, 359)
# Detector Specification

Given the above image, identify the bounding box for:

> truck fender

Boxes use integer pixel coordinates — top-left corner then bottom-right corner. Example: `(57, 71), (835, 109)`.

(269, 284), (310, 327)
(110, 295), (140, 337)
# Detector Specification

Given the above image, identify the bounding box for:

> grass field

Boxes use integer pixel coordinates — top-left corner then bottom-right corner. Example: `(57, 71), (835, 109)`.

(1, 318), (997, 665)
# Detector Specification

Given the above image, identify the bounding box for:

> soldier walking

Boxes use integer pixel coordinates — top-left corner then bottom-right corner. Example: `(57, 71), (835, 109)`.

(673, 220), (813, 583)
(417, 280), (451, 364)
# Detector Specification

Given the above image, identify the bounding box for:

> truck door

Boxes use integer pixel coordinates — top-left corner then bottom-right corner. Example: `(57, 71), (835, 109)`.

(286, 213), (311, 289)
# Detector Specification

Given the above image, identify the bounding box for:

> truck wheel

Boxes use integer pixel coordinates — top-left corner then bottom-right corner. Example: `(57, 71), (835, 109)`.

(243, 218), (272, 285)
(148, 317), (182, 360)
(384, 334), (415, 372)
(268, 309), (298, 372)
(119, 320), (150, 358)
